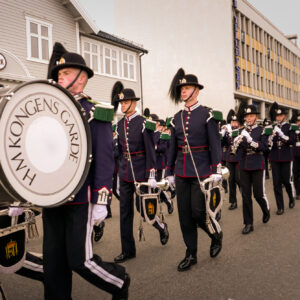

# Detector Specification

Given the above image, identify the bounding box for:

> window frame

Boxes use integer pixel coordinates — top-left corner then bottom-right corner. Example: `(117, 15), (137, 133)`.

(26, 16), (52, 64)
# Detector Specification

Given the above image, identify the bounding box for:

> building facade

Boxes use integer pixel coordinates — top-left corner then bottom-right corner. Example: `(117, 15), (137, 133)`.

(0, 0), (147, 109)
(111, 0), (300, 119)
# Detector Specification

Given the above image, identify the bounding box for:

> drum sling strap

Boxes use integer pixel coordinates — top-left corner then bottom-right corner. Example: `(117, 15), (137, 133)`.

(180, 111), (220, 235)
(123, 118), (163, 241)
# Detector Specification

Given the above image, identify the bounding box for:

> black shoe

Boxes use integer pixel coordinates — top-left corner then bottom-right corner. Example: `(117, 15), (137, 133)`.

(262, 210), (270, 223)
(289, 200), (295, 209)
(106, 211), (112, 219)
(228, 202), (237, 210)
(276, 209), (284, 215)
(114, 253), (136, 263)
(167, 200), (174, 214)
(112, 273), (130, 300)
(216, 210), (221, 222)
(242, 224), (253, 234)
(93, 221), (105, 242)
(296, 195), (300, 200)
(159, 223), (169, 245)
(210, 231), (223, 258)
(170, 189), (176, 199)
(265, 174), (270, 180)
(177, 255), (197, 272)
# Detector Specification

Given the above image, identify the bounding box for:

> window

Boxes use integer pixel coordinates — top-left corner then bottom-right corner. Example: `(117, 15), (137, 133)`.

(104, 47), (119, 76)
(122, 53), (136, 80)
(83, 41), (100, 73)
(26, 16), (52, 63)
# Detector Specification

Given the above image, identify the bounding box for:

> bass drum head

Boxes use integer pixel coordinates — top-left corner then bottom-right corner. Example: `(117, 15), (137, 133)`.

(0, 80), (92, 207)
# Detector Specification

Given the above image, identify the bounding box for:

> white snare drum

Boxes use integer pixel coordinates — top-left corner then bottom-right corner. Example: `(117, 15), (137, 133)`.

(0, 80), (92, 207)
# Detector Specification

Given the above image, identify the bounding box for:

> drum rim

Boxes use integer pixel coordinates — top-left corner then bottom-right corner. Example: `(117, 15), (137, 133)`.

(0, 80), (92, 207)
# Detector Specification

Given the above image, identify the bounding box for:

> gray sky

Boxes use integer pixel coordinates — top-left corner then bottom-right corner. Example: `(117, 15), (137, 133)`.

(80, 0), (300, 47)
(247, 0), (300, 47)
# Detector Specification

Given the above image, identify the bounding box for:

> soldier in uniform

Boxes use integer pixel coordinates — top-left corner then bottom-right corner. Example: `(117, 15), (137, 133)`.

(268, 104), (296, 215)
(151, 114), (174, 214)
(234, 105), (270, 234)
(262, 118), (271, 179)
(112, 82), (169, 264)
(291, 111), (300, 199)
(44, 43), (129, 300)
(166, 68), (223, 272)
(222, 110), (241, 210)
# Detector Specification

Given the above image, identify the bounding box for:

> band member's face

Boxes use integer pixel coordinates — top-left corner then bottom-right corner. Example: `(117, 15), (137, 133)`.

(58, 68), (80, 89)
(245, 114), (257, 125)
(180, 85), (199, 102)
(297, 120), (300, 127)
(276, 114), (286, 123)
(231, 120), (239, 129)
(120, 100), (136, 114)
(157, 125), (163, 132)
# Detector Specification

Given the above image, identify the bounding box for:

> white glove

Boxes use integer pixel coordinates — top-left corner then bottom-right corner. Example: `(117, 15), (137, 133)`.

(166, 176), (176, 189)
(8, 206), (24, 217)
(210, 174), (222, 182)
(226, 124), (232, 134)
(241, 129), (253, 143)
(148, 178), (157, 189)
(220, 128), (226, 137)
(91, 204), (108, 225)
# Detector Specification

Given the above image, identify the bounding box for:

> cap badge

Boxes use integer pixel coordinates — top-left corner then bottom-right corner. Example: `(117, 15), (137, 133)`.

(119, 92), (124, 100)
(57, 57), (65, 65)
(179, 78), (186, 84)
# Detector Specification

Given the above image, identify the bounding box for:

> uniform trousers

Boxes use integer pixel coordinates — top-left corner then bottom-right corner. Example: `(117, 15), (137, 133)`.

(227, 162), (240, 204)
(119, 179), (162, 256)
(240, 169), (269, 225)
(43, 203), (125, 300)
(270, 161), (295, 210)
(293, 156), (300, 196)
(175, 176), (213, 258)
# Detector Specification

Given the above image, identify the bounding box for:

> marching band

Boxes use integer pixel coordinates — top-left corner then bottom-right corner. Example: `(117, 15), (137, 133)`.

(1, 44), (300, 299)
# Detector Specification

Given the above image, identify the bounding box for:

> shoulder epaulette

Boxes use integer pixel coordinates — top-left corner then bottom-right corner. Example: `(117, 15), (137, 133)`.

(290, 123), (298, 131)
(207, 109), (223, 122)
(160, 132), (171, 141)
(87, 99), (114, 122)
(145, 119), (156, 131)
(166, 117), (174, 128)
(263, 125), (273, 136)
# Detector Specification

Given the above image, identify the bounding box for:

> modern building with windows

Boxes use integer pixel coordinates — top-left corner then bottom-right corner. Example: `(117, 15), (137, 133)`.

(110, 0), (300, 119)
(0, 0), (147, 108)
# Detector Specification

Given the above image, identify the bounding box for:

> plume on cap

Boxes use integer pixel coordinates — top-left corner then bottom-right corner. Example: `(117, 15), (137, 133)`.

(290, 110), (298, 123)
(269, 102), (278, 122)
(47, 42), (67, 79)
(169, 68), (185, 104)
(226, 109), (237, 124)
(111, 81), (124, 112)
(150, 113), (159, 121)
(236, 101), (247, 124)
(143, 108), (150, 118)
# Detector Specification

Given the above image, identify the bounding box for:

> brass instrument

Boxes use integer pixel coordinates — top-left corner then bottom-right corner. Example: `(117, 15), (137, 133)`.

(230, 122), (251, 155)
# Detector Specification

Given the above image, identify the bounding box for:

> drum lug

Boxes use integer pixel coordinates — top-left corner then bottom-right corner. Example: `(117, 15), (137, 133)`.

(47, 79), (56, 85)
(67, 195), (75, 201)
(89, 154), (93, 162)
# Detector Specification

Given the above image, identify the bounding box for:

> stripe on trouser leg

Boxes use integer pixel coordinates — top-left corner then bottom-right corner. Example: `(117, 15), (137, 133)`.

(290, 162), (296, 197)
(84, 260), (124, 288)
(84, 198), (124, 289)
(262, 170), (270, 210)
(23, 260), (43, 272)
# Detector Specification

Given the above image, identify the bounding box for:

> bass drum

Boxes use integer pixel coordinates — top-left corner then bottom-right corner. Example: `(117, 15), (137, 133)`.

(0, 80), (92, 207)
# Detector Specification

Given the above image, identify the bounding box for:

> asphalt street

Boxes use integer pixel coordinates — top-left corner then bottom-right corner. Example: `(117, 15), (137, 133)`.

(1, 174), (300, 300)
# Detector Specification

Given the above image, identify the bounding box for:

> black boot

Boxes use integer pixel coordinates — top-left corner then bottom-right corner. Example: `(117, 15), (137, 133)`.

(210, 231), (223, 258)
(93, 221), (105, 242)
(177, 255), (197, 272)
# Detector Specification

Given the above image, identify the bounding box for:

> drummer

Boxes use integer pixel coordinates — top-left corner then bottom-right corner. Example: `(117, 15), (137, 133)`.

(44, 43), (130, 299)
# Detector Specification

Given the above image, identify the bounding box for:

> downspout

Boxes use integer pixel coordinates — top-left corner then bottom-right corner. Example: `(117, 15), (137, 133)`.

(139, 52), (145, 113)
(75, 21), (80, 54)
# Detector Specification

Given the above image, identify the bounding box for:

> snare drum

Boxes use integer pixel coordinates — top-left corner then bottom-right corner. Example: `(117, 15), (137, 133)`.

(0, 80), (92, 207)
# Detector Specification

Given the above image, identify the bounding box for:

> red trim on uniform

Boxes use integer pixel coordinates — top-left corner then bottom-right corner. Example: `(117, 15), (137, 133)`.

(127, 150), (145, 154)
